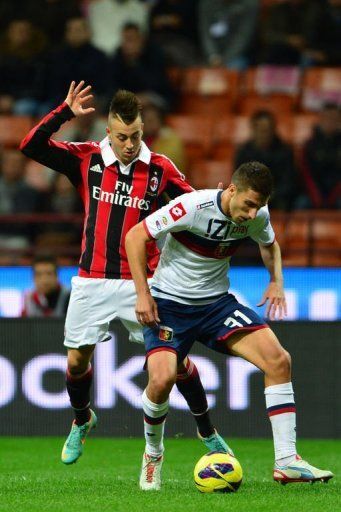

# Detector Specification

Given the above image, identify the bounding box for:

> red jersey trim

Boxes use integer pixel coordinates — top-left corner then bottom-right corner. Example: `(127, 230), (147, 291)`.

(217, 324), (269, 341)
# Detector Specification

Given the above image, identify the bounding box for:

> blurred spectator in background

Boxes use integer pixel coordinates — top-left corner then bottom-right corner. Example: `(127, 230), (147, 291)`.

(309, 0), (341, 67)
(235, 110), (299, 210)
(198, 0), (259, 70)
(299, 103), (341, 209)
(149, 0), (200, 66)
(0, 149), (43, 249)
(43, 17), (109, 112)
(22, 254), (70, 317)
(54, 102), (107, 142)
(258, 0), (338, 67)
(143, 104), (186, 170)
(24, 0), (82, 49)
(109, 23), (174, 109)
(36, 174), (83, 249)
(0, 19), (47, 115)
(86, 0), (149, 56)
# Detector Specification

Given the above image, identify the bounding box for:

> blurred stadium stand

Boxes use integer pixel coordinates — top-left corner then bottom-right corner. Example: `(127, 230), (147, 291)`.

(0, 61), (341, 266)
(0, 57), (339, 267)
(0, 210), (339, 268)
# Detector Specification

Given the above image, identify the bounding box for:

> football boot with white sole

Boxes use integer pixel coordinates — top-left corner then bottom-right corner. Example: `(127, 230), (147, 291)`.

(139, 452), (163, 490)
(274, 455), (334, 484)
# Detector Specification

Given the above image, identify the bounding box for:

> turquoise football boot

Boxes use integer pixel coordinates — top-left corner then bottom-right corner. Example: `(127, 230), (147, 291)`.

(198, 429), (234, 456)
(61, 409), (97, 465)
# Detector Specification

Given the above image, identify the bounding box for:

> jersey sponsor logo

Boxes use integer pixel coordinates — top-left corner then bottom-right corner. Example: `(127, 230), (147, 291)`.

(159, 325), (173, 342)
(230, 225), (249, 235)
(92, 186), (151, 210)
(169, 202), (186, 221)
(149, 176), (159, 192)
(214, 243), (232, 258)
(196, 201), (214, 210)
(90, 164), (102, 173)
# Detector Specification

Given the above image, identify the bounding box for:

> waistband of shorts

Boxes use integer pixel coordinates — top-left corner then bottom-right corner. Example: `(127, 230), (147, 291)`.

(78, 267), (153, 279)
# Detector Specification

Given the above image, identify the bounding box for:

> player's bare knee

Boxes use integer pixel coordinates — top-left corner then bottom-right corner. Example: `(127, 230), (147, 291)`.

(149, 372), (176, 396)
(67, 350), (91, 375)
(265, 349), (291, 379)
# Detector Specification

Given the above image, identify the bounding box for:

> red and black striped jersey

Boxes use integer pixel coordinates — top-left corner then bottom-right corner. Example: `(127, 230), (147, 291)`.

(20, 102), (193, 279)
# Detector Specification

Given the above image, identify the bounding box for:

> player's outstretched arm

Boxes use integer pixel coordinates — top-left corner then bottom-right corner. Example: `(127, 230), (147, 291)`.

(125, 223), (160, 327)
(65, 81), (95, 117)
(257, 241), (287, 321)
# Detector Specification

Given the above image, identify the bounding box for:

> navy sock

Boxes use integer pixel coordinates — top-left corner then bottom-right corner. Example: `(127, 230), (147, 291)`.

(176, 358), (214, 438)
(66, 365), (93, 426)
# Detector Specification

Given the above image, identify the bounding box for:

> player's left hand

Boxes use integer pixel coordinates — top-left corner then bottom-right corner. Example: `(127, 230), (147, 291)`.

(135, 292), (160, 327)
(257, 282), (287, 320)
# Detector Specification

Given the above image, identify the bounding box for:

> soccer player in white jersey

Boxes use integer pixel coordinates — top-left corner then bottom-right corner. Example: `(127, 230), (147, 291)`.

(126, 162), (334, 490)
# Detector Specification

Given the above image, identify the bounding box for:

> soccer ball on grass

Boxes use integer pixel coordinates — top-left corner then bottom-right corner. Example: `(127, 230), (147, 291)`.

(194, 451), (243, 493)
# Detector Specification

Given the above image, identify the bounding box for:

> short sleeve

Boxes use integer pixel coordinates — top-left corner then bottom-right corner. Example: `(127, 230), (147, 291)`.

(250, 207), (275, 246)
(144, 192), (196, 239)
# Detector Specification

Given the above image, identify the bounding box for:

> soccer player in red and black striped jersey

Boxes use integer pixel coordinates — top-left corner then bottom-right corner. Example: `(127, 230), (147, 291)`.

(20, 81), (228, 465)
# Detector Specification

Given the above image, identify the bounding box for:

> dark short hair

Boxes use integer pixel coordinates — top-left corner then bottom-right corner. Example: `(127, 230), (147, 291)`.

(109, 89), (142, 125)
(122, 22), (141, 33)
(321, 102), (340, 113)
(231, 161), (274, 201)
(33, 254), (58, 273)
(251, 110), (275, 124)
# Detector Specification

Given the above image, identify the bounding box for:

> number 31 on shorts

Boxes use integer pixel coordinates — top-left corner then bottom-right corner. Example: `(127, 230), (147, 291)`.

(224, 310), (252, 328)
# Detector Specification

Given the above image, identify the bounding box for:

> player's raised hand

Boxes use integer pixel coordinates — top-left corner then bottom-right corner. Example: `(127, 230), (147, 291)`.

(257, 282), (287, 321)
(65, 80), (95, 117)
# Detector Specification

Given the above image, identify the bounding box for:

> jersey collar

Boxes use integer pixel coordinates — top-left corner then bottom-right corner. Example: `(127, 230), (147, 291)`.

(217, 190), (225, 215)
(99, 137), (151, 167)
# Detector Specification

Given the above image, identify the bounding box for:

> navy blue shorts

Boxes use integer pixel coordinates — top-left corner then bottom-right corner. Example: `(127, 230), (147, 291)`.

(143, 293), (268, 362)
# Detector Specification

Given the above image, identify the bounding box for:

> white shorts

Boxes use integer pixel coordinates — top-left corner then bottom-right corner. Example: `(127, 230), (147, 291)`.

(64, 276), (148, 348)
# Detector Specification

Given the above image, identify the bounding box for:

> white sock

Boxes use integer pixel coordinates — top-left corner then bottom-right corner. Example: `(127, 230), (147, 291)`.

(265, 382), (297, 465)
(142, 389), (168, 457)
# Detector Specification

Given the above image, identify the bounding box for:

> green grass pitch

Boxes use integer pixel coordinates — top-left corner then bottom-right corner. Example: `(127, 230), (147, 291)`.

(0, 437), (338, 512)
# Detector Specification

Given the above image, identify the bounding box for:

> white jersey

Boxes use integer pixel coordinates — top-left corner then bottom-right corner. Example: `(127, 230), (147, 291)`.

(143, 189), (275, 305)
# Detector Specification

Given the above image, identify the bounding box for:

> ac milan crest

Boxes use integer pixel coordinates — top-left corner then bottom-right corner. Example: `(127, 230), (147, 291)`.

(150, 176), (159, 192)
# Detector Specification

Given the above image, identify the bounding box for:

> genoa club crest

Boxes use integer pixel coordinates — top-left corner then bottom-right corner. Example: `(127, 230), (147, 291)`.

(159, 325), (173, 342)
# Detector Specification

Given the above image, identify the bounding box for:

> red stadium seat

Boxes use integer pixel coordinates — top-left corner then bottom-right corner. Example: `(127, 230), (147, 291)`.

(211, 116), (250, 159)
(178, 68), (240, 115)
(238, 66), (300, 115)
(277, 114), (318, 147)
(189, 159), (234, 189)
(166, 115), (213, 163)
(311, 211), (341, 266)
(0, 116), (33, 147)
(272, 211), (310, 266)
(301, 68), (341, 112)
